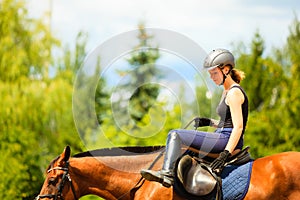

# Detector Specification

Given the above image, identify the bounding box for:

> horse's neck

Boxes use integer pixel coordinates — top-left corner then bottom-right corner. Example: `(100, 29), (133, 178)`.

(69, 152), (162, 199)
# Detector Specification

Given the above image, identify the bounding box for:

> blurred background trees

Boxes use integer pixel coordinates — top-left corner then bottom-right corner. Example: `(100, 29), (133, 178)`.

(0, 0), (83, 198)
(1, 0), (300, 199)
(236, 17), (300, 157)
(126, 23), (161, 123)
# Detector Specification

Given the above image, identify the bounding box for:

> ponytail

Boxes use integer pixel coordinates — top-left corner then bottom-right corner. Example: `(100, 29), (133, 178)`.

(230, 69), (245, 84)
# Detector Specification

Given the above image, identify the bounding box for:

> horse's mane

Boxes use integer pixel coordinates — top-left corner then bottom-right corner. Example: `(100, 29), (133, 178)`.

(73, 146), (165, 158)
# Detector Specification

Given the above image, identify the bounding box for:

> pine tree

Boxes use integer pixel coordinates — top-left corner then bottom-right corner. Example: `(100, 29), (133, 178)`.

(122, 23), (161, 122)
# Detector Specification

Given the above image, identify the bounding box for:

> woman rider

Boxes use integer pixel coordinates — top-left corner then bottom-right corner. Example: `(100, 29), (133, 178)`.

(140, 48), (249, 187)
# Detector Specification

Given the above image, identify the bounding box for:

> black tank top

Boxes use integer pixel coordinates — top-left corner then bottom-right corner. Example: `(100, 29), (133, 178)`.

(216, 85), (248, 132)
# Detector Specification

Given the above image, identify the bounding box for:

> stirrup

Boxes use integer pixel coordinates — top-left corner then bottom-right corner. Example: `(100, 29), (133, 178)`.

(140, 169), (174, 188)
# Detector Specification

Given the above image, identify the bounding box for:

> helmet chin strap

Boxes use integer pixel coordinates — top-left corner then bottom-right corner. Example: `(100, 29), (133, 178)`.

(219, 69), (231, 86)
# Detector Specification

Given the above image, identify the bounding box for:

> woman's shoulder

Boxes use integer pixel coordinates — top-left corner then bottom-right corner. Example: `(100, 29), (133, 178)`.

(226, 86), (245, 104)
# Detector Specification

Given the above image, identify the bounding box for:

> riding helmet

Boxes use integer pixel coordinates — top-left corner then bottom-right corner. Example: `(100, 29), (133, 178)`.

(203, 49), (235, 70)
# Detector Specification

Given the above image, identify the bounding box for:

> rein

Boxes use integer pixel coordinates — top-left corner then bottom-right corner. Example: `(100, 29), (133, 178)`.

(126, 120), (195, 199)
(117, 148), (166, 199)
(35, 161), (77, 200)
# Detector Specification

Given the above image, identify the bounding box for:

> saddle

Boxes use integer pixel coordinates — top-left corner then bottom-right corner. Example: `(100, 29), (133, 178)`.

(175, 147), (251, 200)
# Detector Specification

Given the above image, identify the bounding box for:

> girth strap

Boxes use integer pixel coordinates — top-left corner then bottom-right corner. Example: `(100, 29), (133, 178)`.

(130, 148), (165, 198)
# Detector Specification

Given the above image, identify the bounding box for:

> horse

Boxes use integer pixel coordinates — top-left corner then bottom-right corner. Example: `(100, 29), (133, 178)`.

(36, 145), (300, 200)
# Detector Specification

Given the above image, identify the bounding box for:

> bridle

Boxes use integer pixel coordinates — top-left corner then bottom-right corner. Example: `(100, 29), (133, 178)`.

(35, 161), (77, 200)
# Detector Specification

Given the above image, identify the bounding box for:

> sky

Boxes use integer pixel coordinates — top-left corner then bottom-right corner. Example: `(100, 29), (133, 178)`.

(27, 0), (300, 102)
(28, 0), (300, 54)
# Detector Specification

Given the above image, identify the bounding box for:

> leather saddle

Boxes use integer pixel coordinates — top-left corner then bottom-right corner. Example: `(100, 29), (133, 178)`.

(175, 147), (251, 199)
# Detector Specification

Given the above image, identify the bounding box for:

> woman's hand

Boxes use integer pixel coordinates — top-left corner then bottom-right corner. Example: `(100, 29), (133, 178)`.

(193, 117), (212, 128)
(210, 150), (231, 174)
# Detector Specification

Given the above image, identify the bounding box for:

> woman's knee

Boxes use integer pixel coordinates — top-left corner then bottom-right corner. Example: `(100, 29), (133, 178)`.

(167, 130), (179, 140)
(167, 130), (184, 144)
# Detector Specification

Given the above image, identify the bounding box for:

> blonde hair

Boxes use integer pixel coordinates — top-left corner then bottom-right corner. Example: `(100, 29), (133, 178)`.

(230, 68), (245, 84)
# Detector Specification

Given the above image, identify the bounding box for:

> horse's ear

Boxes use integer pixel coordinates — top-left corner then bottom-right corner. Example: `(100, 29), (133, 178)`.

(63, 146), (71, 161)
(58, 146), (71, 165)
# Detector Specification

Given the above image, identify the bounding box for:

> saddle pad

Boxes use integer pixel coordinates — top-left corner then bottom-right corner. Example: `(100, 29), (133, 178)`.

(221, 161), (253, 200)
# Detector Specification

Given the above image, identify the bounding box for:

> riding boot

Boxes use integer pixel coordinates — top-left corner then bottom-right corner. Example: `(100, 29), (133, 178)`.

(141, 131), (181, 187)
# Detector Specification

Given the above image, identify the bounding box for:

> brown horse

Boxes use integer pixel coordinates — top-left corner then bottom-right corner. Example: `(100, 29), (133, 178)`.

(36, 146), (300, 200)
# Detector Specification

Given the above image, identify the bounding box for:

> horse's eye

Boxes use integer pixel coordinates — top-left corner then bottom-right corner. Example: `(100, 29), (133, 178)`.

(48, 177), (57, 186)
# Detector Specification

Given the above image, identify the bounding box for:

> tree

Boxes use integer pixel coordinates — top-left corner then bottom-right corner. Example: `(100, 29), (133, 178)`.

(284, 16), (300, 128)
(0, 0), (59, 198)
(94, 69), (110, 125)
(276, 16), (300, 150)
(236, 31), (282, 111)
(0, 1), (90, 198)
(0, 0), (58, 81)
(236, 19), (300, 158)
(124, 23), (161, 122)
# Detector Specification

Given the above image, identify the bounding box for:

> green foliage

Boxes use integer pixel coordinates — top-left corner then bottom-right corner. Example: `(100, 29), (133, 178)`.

(124, 23), (161, 122)
(0, 0), (59, 81)
(73, 64), (106, 143)
(0, 82), (42, 199)
(0, 1), (84, 198)
(0, 78), (84, 199)
(237, 32), (284, 111)
(88, 102), (183, 149)
(57, 31), (88, 80)
(238, 17), (300, 158)
(284, 16), (300, 128)
(95, 73), (110, 125)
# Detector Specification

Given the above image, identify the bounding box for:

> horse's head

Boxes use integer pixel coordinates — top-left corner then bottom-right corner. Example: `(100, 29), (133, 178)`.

(36, 146), (77, 200)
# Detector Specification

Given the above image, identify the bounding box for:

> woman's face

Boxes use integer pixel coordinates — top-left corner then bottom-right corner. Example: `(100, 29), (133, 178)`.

(208, 67), (224, 85)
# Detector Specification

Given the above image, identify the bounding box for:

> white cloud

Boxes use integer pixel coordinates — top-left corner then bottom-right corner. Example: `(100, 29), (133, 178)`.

(27, 0), (300, 53)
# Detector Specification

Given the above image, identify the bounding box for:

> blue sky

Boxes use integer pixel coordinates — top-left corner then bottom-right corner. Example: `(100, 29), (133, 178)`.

(28, 0), (300, 54)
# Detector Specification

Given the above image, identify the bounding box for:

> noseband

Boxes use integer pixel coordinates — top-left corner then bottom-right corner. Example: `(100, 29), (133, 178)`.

(35, 161), (77, 200)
